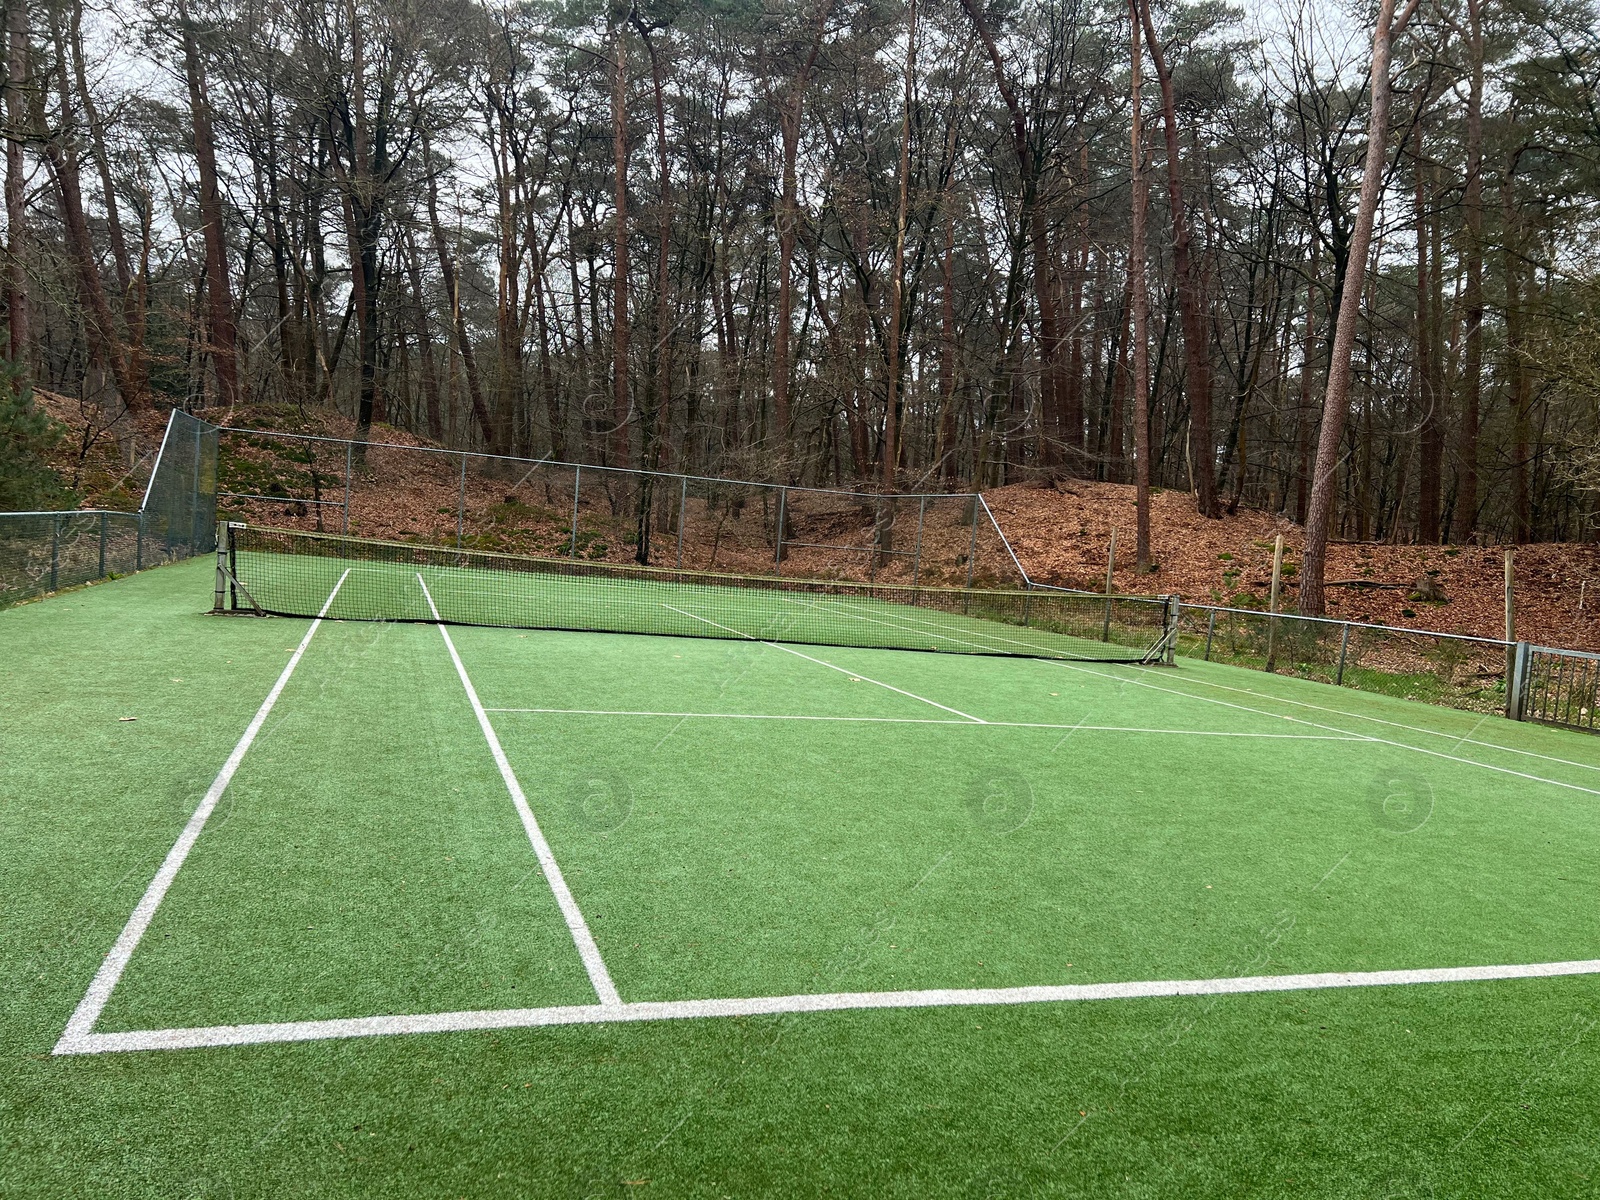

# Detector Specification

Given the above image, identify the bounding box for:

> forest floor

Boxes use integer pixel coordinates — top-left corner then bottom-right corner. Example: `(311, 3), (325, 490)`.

(992, 477), (1600, 652)
(34, 393), (1600, 653)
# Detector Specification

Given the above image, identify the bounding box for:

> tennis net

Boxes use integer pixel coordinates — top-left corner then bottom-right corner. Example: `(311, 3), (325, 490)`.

(217, 524), (1178, 664)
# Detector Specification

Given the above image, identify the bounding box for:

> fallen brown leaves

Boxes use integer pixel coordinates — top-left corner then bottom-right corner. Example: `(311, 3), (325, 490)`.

(987, 479), (1600, 652)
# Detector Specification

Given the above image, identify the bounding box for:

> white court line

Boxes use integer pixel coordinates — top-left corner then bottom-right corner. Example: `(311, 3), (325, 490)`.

(57, 957), (1600, 1054)
(1114, 662), (1600, 775)
(1055, 660), (1600, 798)
(53, 569), (352, 1056)
(816, 597), (1600, 792)
(418, 575), (621, 1008)
(809, 592), (1600, 795)
(660, 602), (987, 723)
(483, 707), (1366, 740)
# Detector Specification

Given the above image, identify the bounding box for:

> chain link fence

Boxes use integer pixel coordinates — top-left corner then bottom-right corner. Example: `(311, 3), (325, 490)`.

(15, 410), (1597, 736)
(1174, 603), (1514, 715)
(213, 424), (1028, 590)
(0, 411), (217, 610)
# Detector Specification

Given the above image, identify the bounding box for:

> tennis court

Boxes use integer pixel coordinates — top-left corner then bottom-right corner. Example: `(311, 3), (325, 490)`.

(9, 550), (1600, 1196)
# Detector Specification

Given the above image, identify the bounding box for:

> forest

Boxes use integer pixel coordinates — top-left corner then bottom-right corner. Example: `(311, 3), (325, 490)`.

(4, 0), (1600, 612)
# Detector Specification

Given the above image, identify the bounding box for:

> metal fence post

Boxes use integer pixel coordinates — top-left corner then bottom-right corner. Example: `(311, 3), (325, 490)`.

(1507, 640), (1531, 722)
(343, 442), (353, 534)
(456, 454), (467, 550)
(965, 497), (979, 591)
(570, 465), (582, 557)
(911, 496), (927, 587)
(676, 476), (688, 569)
(98, 512), (107, 579)
(136, 511), (144, 572)
(1203, 608), (1217, 660)
(773, 486), (787, 573)
(49, 515), (59, 592)
(1335, 623), (1351, 686)
(1101, 529), (1117, 641)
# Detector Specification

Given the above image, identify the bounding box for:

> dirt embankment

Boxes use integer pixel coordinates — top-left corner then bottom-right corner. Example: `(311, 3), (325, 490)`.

(987, 478), (1600, 652)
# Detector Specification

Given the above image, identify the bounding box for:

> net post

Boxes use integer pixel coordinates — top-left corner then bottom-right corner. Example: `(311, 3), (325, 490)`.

(773, 486), (787, 574)
(213, 522), (229, 612)
(1202, 608), (1216, 660)
(570, 465), (582, 557)
(49, 514), (59, 592)
(343, 441), (353, 534)
(1335, 622), (1351, 685)
(1164, 596), (1179, 664)
(911, 496), (926, 587)
(676, 476), (687, 568)
(98, 511), (108, 579)
(456, 453), (467, 550)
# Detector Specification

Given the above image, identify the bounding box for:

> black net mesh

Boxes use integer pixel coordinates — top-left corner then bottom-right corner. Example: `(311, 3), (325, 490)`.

(222, 525), (1176, 664)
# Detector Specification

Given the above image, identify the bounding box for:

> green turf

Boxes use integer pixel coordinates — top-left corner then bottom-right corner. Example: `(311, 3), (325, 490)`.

(232, 537), (1169, 662)
(5, 557), (1600, 1197)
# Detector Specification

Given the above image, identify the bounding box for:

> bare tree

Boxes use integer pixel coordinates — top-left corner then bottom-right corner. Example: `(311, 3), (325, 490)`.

(1300, 0), (1420, 615)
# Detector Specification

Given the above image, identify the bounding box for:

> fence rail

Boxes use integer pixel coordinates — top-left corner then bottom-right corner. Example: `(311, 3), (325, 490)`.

(213, 423), (1026, 592)
(1515, 645), (1600, 732)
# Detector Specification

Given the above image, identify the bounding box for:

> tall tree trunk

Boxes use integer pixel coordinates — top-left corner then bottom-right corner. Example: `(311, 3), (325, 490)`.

(957, 0), (1053, 484)
(1300, 0), (1419, 615)
(3, 0), (27, 371)
(883, 0), (916, 495)
(424, 137), (494, 447)
(1503, 155), (1532, 543)
(67, 6), (146, 398)
(1137, 0), (1215, 518)
(1453, 0), (1484, 543)
(1130, 0), (1152, 571)
(771, 0), (834, 465)
(1414, 121), (1441, 543)
(41, 7), (143, 410)
(610, 24), (632, 471)
(402, 227), (444, 441)
(937, 198), (958, 484)
(631, 14), (672, 562)
(1108, 277), (1131, 485)
(1297, 249), (1317, 523)
(179, 0), (242, 409)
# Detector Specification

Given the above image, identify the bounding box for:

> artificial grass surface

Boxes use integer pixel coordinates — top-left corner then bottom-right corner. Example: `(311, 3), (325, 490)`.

(231, 535), (1168, 662)
(4, 556), (1600, 1197)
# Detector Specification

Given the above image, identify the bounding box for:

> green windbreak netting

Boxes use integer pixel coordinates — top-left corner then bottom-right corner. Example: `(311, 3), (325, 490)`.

(1, 411), (218, 609)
